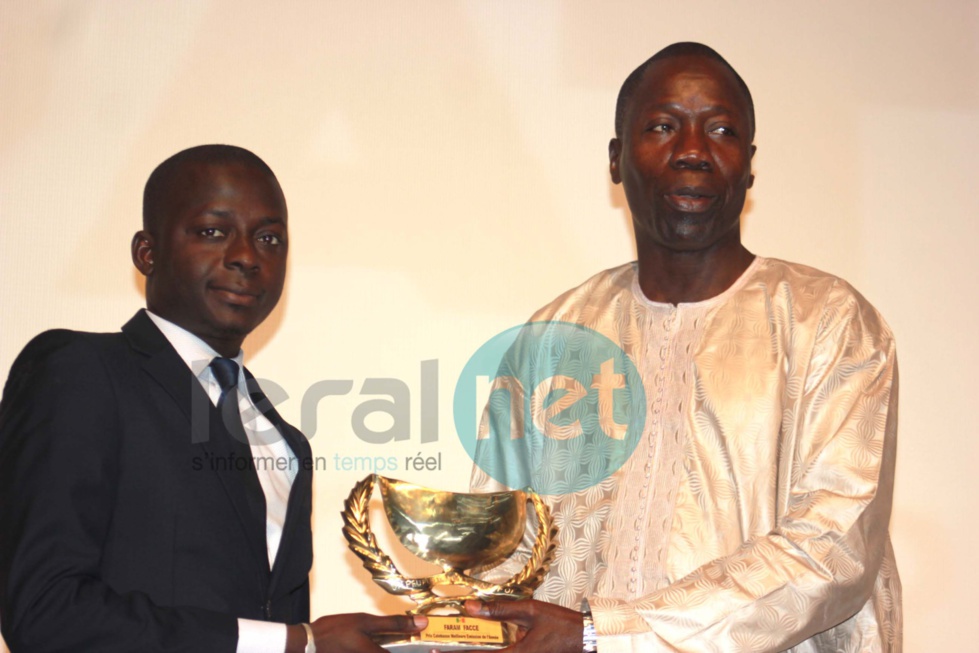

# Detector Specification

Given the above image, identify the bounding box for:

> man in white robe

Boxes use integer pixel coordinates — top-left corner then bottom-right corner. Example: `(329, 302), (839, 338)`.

(467, 42), (901, 653)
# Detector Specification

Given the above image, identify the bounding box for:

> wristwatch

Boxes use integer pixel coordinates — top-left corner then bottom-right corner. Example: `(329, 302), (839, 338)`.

(301, 623), (316, 653)
(581, 601), (598, 653)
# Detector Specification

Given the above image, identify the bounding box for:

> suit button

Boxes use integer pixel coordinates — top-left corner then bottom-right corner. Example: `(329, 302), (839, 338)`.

(264, 600), (272, 619)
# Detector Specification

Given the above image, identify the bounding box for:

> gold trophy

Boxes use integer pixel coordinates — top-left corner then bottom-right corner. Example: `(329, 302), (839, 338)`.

(342, 474), (557, 651)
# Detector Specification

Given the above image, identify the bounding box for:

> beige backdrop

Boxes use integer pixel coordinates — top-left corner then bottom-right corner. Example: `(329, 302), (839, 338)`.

(2, 1), (977, 651)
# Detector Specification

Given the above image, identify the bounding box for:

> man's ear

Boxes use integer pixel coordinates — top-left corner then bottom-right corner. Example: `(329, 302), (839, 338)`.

(608, 138), (623, 184)
(748, 144), (757, 189)
(131, 231), (155, 277)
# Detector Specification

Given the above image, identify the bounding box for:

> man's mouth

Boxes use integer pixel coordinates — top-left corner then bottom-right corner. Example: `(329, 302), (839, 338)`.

(210, 285), (260, 307)
(664, 187), (716, 213)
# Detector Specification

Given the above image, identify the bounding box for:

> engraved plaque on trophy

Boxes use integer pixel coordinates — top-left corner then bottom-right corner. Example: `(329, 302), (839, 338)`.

(341, 474), (557, 651)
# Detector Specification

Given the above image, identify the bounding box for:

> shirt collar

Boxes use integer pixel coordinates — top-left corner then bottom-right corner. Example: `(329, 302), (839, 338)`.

(144, 310), (245, 384)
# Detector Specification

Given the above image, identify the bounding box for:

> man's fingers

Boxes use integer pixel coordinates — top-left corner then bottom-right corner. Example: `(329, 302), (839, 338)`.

(462, 600), (585, 653)
(464, 600), (534, 627)
(362, 613), (428, 634)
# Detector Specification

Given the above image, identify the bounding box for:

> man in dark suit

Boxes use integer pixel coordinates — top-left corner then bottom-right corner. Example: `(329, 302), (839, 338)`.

(0, 145), (424, 652)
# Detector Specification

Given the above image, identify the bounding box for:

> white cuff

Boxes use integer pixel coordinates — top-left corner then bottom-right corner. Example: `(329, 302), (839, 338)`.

(236, 618), (289, 653)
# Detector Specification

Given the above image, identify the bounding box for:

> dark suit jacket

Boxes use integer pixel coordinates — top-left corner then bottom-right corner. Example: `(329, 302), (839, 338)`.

(0, 311), (313, 652)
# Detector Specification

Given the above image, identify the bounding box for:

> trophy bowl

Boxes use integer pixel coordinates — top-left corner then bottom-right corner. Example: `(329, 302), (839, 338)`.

(342, 474), (557, 651)
(378, 476), (527, 571)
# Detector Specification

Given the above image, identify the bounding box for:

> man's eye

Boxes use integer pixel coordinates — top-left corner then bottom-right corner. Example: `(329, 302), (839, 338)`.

(258, 233), (283, 246)
(200, 227), (227, 238)
(710, 125), (737, 136)
(646, 123), (673, 133)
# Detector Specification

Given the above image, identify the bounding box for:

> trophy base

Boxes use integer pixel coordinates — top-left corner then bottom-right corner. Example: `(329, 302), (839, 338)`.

(376, 615), (515, 651)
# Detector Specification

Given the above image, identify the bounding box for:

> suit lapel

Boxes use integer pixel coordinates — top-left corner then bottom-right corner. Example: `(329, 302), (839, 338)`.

(246, 370), (312, 594)
(122, 311), (271, 576)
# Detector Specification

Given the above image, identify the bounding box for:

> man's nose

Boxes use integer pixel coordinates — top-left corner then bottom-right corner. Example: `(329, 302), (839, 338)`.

(225, 234), (259, 271)
(671, 126), (711, 170)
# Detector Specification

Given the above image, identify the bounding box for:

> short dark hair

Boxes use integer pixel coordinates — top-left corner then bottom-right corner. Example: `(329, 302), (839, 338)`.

(142, 144), (278, 232)
(614, 42), (755, 140)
